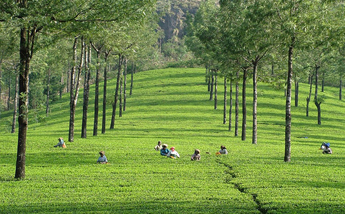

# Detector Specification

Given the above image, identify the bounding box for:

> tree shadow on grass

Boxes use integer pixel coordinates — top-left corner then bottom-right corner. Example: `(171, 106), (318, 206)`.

(0, 200), (260, 214)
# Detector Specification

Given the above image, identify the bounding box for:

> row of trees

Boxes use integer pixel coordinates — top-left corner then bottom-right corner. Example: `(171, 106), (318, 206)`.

(185, 0), (345, 162)
(0, 0), (159, 179)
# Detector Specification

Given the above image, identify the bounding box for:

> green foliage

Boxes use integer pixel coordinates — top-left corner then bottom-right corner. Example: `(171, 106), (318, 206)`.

(1, 68), (345, 213)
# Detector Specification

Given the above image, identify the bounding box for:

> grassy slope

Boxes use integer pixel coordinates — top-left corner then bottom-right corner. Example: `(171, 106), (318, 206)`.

(1, 68), (345, 213)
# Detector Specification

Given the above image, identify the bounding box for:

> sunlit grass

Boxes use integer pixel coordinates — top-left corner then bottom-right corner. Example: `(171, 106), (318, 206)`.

(1, 68), (345, 213)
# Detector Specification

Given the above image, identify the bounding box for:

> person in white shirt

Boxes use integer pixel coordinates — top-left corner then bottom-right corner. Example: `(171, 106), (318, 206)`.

(167, 147), (180, 158)
(219, 145), (228, 155)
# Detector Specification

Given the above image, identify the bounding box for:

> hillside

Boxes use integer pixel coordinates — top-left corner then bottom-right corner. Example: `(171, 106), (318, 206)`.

(157, 0), (201, 42)
(1, 68), (345, 213)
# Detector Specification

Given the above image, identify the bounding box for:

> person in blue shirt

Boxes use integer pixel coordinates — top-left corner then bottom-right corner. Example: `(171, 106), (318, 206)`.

(160, 144), (169, 156)
(97, 151), (108, 164)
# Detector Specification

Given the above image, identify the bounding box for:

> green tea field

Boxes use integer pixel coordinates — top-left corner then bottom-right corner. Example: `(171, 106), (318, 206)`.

(1, 68), (345, 213)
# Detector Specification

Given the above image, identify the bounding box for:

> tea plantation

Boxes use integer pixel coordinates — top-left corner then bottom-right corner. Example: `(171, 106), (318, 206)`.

(1, 68), (345, 213)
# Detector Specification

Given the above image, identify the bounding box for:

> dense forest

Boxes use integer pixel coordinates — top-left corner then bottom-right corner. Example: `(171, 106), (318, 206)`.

(0, 0), (344, 178)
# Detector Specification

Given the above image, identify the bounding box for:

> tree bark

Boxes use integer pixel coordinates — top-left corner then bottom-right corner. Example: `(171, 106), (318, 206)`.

(205, 66), (211, 92)
(340, 78), (342, 100)
(306, 72), (313, 117)
(294, 74), (299, 107)
(229, 80), (233, 131)
(284, 37), (294, 162)
(242, 68), (247, 141)
(314, 65), (321, 125)
(102, 51), (110, 134)
(119, 64), (123, 117)
(209, 71), (214, 100)
(67, 63), (70, 93)
(321, 71), (325, 92)
(223, 76), (227, 124)
(81, 43), (91, 138)
(92, 43), (101, 136)
(69, 36), (84, 142)
(7, 72), (11, 111)
(46, 68), (50, 116)
(110, 54), (123, 129)
(59, 73), (64, 99)
(123, 57), (127, 112)
(214, 69), (218, 110)
(0, 58), (2, 113)
(12, 72), (19, 133)
(235, 71), (239, 137)
(16, 25), (36, 179)
(130, 61), (134, 96)
(252, 59), (258, 145)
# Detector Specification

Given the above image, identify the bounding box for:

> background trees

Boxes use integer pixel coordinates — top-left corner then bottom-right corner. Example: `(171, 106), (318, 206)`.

(0, 0), (156, 179)
(186, 0), (344, 162)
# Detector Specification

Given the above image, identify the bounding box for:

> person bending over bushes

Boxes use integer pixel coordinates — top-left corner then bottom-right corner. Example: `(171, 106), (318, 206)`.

(97, 151), (108, 164)
(160, 144), (169, 156)
(154, 141), (162, 151)
(54, 137), (66, 148)
(167, 147), (180, 159)
(320, 142), (332, 154)
(217, 145), (228, 155)
(191, 149), (201, 161)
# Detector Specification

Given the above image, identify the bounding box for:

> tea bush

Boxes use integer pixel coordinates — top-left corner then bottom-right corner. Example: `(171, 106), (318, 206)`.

(1, 68), (345, 213)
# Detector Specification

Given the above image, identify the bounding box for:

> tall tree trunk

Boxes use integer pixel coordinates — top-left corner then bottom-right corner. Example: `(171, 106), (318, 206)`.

(223, 76), (227, 124)
(123, 57), (127, 112)
(207, 66), (210, 91)
(67, 62), (70, 93)
(306, 72), (313, 117)
(46, 68), (50, 116)
(92, 44), (101, 136)
(12, 72), (19, 133)
(81, 43), (91, 138)
(0, 58), (2, 115)
(242, 68), (247, 141)
(314, 66), (321, 125)
(16, 24), (36, 179)
(130, 61), (134, 96)
(252, 60), (258, 145)
(294, 73), (299, 107)
(295, 81), (299, 107)
(7, 72), (11, 111)
(209, 71), (214, 100)
(214, 69), (218, 110)
(205, 66), (208, 84)
(235, 71), (239, 137)
(110, 54), (123, 129)
(102, 51), (110, 134)
(340, 77), (342, 100)
(229, 80), (233, 131)
(321, 71), (325, 92)
(284, 37), (294, 163)
(60, 74), (64, 99)
(119, 67), (123, 117)
(69, 36), (84, 142)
